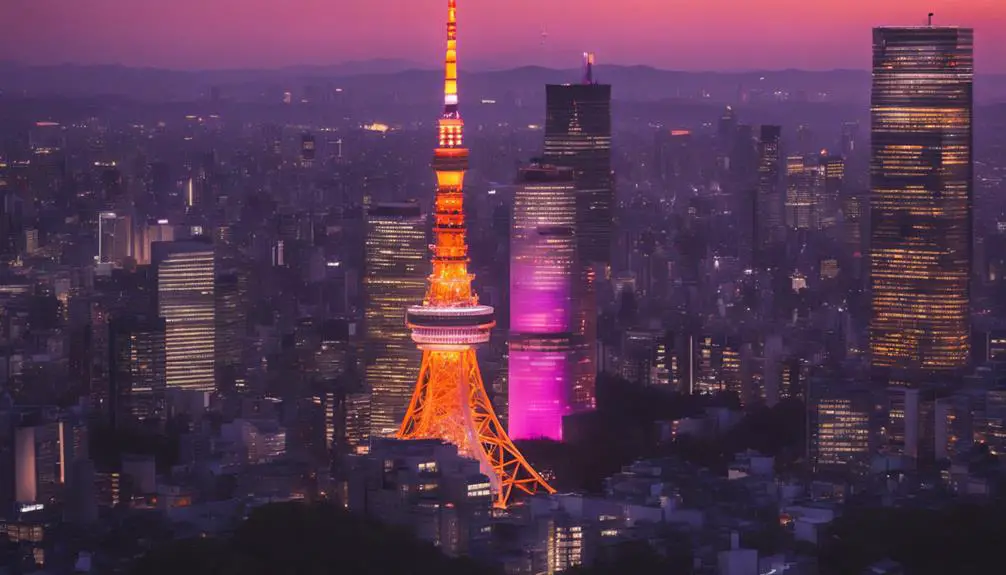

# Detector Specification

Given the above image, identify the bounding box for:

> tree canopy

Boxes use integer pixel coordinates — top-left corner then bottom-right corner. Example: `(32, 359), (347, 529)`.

(130, 502), (490, 575)
(817, 503), (1006, 575)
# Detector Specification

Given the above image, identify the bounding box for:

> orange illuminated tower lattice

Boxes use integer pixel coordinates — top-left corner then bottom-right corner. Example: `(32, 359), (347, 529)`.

(397, 0), (555, 508)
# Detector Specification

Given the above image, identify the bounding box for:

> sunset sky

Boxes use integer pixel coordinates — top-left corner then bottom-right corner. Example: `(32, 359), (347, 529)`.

(4, 0), (1005, 71)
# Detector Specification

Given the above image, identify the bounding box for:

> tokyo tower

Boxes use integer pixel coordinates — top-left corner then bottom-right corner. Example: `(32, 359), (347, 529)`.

(397, 0), (555, 508)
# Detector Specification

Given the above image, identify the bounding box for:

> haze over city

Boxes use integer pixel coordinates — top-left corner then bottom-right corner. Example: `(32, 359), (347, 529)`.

(6, 0), (1006, 71)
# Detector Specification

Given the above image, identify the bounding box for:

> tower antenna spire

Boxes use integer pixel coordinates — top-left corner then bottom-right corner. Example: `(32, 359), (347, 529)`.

(443, 0), (459, 113)
(583, 52), (596, 84)
(928, 12), (934, 26)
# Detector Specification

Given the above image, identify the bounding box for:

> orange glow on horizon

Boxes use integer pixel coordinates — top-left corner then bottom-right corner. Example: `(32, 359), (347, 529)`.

(7, 1), (1005, 71)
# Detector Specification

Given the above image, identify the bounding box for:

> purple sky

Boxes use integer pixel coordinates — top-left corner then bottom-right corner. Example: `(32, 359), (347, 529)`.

(4, 0), (1005, 71)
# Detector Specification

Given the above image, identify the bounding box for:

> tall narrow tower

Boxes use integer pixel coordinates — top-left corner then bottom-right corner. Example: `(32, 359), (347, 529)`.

(153, 239), (216, 393)
(869, 26), (973, 379)
(754, 125), (782, 267)
(543, 56), (611, 413)
(509, 163), (577, 441)
(398, 0), (555, 508)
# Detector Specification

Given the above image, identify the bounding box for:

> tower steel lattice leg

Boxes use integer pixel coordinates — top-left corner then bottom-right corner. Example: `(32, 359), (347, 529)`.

(398, 349), (555, 508)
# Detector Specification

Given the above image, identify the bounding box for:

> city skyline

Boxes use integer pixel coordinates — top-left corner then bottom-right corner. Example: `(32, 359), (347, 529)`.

(6, 0), (1006, 72)
(3, 0), (1006, 567)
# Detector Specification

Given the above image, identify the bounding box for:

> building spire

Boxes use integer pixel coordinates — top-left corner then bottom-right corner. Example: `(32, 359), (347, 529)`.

(443, 0), (459, 112)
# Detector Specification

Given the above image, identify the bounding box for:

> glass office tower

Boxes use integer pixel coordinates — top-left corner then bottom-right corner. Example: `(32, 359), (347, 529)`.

(755, 125), (783, 265)
(509, 163), (577, 440)
(543, 77), (612, 412)
(869, 26), (973, 376)
(153, 240), (216, 393)
(364, 202), (428, 437)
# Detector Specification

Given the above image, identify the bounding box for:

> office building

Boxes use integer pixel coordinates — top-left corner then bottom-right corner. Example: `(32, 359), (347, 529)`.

(809, 391), (872, 475)
(343, 440), (492, 556)
(0, 192), (24, 260)
(97, 211), (132, 266)
(108, 315), (166, 428)
(544, 59), (613, 266)
(343, 389), (371, 455)
(785, 155), (820, 231)
(653, 129), (696, 194)
(132, 219), (174, 266)
(869, 26), (973, 376)
(9, 418), (65, 507)
(820, 153), (845, 210)
(546, 517), (590, 574)
(315, 318), (352, 382)
(755, 125), (783, 265)
(509, 163), (577, 440)
(215, 272), (244, 370)
(543, 56), (611, 412)
(620, 329), (672, 387)
(364, 202), (427, 438)
(153, 239), (216, 393)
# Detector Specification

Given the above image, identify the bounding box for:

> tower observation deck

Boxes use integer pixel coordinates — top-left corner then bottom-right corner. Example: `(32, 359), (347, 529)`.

(397, 0), (555, 508)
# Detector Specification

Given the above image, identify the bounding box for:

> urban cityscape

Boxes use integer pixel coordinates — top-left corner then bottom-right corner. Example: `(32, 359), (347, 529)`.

(3, 1), (1006, 574)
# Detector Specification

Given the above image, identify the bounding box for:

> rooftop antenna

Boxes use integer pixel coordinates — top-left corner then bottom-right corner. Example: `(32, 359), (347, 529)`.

(928, 12), (934, 26)
(583, 52), (596, 84)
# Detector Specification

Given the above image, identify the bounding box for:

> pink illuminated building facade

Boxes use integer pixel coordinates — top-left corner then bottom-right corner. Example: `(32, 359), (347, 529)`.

(509, 163), (577, 440)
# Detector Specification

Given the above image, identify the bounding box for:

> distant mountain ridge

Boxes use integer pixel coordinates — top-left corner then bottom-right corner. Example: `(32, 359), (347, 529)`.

(2, 60), (1004, 104)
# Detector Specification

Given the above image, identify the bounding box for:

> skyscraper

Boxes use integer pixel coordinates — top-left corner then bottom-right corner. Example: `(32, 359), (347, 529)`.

(108, 315), (166, 428)
(869, 26), (973, 376)
(97, 211), (131, 266)
(153, 239), (216, 393)
(132, 218), (174, 266)
(4, 411), (66, 508)
(755, 125), (782, 265)
(543, 55), (612, 412)
(509, 163), (577, 440)
(785, 155), (821, 231)
(653, 129), (695, 196)
(820, 154), (846, 209)
(215, 272), (244, 370)
(364, 202), (427, 438)
(14, 424), (63, 506)
(0, 192), (25, 260)
(544, 56), (613, 265)
(843, 192), (865, 264)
